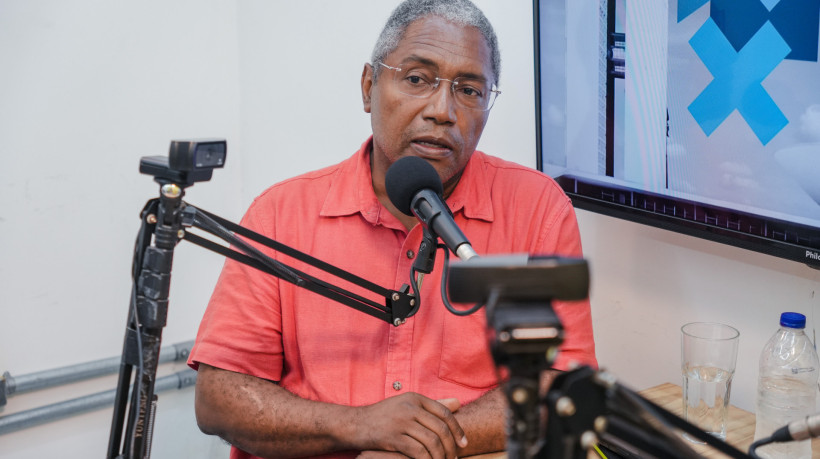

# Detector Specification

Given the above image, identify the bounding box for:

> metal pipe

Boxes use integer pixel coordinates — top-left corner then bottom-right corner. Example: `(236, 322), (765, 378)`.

(0, 369), (197, 435)
(1, 340), (194, 403)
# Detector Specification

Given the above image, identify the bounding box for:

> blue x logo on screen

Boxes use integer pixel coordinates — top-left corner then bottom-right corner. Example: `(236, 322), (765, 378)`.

(688, 19), (790, 145)
(678, 0), (820, 145)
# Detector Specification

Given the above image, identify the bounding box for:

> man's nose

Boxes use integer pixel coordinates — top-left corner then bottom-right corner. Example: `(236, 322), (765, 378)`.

(422, 79), (458, 123)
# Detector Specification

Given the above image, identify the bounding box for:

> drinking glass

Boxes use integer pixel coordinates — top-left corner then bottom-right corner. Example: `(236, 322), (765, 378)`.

(681, 322), (740, 442)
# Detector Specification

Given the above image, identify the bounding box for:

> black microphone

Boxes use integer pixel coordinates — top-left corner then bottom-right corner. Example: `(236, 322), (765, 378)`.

(385, 156), (478, 261)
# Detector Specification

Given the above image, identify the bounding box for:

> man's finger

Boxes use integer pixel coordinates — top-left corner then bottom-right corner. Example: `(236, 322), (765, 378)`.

(424, 398), (468, 448)
(436, 398), (461, 413)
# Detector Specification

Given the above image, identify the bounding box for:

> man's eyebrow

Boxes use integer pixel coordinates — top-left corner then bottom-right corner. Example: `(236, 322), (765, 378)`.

(399, 55), (490, 83)
(398, 55), (440, 69)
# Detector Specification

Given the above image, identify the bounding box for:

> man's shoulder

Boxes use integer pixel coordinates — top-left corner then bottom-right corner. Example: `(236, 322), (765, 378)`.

(474, 151), (547, 179)
(273, 162), (342, 191)
(253, 156), (351, 205)
(472, 151), (565, 195)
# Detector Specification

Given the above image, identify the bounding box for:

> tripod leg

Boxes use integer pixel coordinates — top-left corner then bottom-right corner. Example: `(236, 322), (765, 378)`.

(107, 194), (181, 459)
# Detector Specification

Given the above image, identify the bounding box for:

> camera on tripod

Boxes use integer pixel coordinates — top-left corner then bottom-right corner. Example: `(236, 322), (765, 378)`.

(139, 139), (227, 187)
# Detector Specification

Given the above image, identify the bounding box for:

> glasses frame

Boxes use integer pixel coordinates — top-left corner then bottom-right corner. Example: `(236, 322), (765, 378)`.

(377, 62), (501, 112)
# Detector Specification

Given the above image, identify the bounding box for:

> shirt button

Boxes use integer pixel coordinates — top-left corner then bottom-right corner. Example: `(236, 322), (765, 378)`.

(406, 250), (415, 259)
(393, 381), (402, 391)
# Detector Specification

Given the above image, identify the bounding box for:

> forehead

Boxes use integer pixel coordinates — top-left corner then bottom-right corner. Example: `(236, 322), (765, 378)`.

(386, 16), (493, 79)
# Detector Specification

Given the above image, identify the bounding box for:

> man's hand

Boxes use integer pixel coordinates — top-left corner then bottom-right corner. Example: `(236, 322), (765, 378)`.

(195, 364), (481, 458)
(352, 394), (466, 459)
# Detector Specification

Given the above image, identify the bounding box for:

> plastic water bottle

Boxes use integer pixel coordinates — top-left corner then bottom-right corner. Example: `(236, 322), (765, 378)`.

(754, 312), (820, 459)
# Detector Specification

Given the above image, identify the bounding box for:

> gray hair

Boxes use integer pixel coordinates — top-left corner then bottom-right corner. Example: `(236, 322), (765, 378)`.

(371, 0), (501, 86)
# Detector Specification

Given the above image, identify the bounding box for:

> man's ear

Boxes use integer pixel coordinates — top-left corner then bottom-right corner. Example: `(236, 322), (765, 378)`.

(361, 63), (374, 113)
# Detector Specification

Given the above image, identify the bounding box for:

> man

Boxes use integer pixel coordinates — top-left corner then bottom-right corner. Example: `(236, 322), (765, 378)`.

(189, 1), (596, 458)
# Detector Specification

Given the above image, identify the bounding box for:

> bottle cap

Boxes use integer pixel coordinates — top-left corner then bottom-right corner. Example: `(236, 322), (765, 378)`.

(780, 312), (806, 329)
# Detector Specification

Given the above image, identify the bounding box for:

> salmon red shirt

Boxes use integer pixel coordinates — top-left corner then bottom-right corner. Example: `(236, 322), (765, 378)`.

(189, 138), (597, 459)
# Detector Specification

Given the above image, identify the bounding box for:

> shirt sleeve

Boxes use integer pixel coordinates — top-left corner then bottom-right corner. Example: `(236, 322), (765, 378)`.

(187, 197), (286, 382)
(536, 197), (598, 371)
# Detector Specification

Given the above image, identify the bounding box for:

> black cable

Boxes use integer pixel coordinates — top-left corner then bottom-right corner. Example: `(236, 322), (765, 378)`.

(748, 425), (792, 458)
(406, 267), (422, 318)
(125, 214), (147, 458)
(748, 438), (768, 459)
(439, 244), (484, 316)
(131, 223), (146, 371)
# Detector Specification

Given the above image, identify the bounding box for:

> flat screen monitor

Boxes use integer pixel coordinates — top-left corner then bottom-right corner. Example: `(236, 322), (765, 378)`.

(534, 0), (820, 267)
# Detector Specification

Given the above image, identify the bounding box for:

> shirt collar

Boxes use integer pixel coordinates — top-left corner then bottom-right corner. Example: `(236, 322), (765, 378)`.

(320, 137), (495, 226)
(445, 148), (494, 222)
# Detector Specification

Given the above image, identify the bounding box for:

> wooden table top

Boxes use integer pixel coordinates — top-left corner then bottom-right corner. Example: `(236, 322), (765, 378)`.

(640, 382), (820, 458)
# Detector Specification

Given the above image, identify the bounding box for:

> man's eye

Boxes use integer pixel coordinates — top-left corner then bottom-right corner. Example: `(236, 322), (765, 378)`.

(403, 72), (434, 86)
(458, 86), (483, 98)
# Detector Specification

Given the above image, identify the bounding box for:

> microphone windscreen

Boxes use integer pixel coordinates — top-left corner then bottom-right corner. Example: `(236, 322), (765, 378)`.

(385, 156), (444, 216)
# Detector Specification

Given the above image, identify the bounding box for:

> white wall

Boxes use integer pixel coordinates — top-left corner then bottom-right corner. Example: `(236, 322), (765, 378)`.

(1, 1), (819, 458)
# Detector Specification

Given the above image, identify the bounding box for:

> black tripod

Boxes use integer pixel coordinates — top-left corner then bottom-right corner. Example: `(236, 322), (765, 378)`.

(106, 150), (216, 459)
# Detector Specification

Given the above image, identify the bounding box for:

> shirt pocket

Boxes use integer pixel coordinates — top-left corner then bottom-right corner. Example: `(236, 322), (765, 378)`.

(437, 309), (498, 389)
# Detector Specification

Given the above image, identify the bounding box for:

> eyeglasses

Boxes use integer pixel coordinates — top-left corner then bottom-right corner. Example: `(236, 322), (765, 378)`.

(377, 62), (500, 112)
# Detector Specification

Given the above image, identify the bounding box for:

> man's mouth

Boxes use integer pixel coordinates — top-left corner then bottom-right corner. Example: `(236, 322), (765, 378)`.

(411, 137), (454, 155)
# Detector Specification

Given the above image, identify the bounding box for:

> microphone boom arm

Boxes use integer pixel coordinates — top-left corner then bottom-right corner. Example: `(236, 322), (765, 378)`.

(185, 205), (417, 325)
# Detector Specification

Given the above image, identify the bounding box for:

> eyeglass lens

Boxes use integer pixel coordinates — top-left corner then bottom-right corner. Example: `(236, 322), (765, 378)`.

(388, 65), (497, 111)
